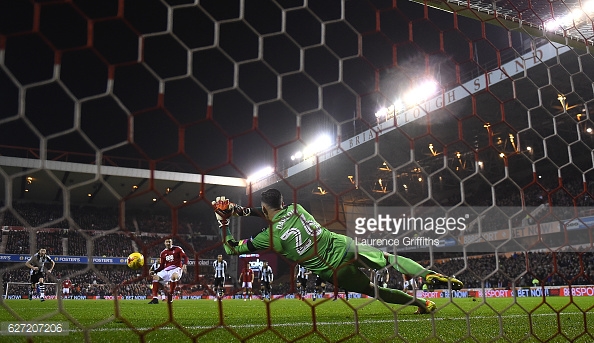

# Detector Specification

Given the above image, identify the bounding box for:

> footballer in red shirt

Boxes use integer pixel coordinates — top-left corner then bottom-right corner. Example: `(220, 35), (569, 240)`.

(149, 239), (188, 304)
(239, 263), (254, 301)
(62, 279), (72, 298)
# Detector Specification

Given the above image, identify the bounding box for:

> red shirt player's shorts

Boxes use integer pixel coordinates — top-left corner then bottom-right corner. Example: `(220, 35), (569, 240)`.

(157, 265), (183, 282)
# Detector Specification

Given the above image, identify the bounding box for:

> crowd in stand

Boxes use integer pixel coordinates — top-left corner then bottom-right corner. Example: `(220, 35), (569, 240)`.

(429, 250), (594, 289)
(4, 249), (591, 297)
(0, 202), (226, 297)
(1, 199), (593, 298)
(4, 229), (224, 259)
(1, 201), (223, 258)
(1, 202), (214, 235)
(463, 179), (594, 235)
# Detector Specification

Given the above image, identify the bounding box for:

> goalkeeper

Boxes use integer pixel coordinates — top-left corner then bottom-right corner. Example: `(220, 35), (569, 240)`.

(213, 188), (463, 314)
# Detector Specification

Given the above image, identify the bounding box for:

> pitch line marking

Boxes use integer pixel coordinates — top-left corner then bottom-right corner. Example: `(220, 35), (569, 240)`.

(62, 311), (592, 333)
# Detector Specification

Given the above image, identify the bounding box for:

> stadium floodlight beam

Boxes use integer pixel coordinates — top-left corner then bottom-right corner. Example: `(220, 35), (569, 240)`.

(375, 100), (405, 121)
(375, 106), (389, 118)
(545, 0), (594, 31)
(302, 134), (333, 159)
(290, 151), (303, 161)
(246, 166), (274, 183)
(403, 80), (438, 106)
(375, 95), (428, 120)
(394, 99), (405, 113)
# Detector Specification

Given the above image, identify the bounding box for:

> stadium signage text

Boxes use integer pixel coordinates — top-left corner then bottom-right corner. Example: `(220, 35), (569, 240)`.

(563, 216), (594, 230)
(562, 287), (594, 297)
(0, 254), (214, 266)
(417, 287), (561, 299)
(4, 287), (592, 299)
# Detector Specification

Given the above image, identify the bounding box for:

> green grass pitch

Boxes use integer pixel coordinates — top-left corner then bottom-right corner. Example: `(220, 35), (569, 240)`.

(0, 297), (592, 342)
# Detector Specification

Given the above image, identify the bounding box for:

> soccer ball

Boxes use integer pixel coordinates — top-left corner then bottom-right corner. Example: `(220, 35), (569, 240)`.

(127, 252), (144, 270)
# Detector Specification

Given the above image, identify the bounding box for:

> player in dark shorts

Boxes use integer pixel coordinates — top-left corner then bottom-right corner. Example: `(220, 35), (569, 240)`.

(25, 248), (55, 302)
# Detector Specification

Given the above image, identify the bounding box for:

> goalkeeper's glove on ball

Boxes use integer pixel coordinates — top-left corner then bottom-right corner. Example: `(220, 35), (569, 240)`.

(213, 196), (233, 227)
(212, 196), (251, 226)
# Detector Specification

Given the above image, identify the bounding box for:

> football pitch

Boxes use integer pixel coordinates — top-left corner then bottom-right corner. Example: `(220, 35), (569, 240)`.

(0, 297), (592, 342)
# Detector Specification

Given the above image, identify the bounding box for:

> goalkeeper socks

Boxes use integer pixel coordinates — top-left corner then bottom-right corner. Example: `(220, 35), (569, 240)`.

(375, 286), (425, 307)
(388, 254), (433, 278)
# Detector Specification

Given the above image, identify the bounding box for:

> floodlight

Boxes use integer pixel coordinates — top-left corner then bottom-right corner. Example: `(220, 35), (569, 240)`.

(247, 166), (274, 183)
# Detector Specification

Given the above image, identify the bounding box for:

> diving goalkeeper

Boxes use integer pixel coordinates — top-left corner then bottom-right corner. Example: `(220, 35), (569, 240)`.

(213, 188), (463, 314)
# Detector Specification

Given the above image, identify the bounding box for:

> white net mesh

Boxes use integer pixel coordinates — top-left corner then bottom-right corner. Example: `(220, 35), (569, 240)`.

(1, 0), (593, 341)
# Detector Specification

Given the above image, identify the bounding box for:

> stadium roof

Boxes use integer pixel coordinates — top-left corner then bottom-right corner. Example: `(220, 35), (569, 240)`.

(0, 156), (246, 212)
(410, 0), (594, 47)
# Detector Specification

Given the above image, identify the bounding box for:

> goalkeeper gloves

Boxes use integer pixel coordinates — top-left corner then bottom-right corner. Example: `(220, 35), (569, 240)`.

(213, 196), (233, 227)
(212, 196), (251, 227)
(233, 203), (250, 216)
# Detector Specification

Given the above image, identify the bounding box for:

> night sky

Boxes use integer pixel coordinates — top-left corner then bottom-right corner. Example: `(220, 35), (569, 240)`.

(0, 0), (518, 176)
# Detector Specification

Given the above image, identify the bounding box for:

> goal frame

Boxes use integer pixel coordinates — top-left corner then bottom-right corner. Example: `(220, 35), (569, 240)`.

(4, 282), (57, 299)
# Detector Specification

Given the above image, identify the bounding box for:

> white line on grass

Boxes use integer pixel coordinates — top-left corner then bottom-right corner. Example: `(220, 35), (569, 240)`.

(65, 311), (593, 333)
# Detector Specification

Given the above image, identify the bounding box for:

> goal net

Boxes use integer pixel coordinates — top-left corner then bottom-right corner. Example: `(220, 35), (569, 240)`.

(0, 0), (593, 341)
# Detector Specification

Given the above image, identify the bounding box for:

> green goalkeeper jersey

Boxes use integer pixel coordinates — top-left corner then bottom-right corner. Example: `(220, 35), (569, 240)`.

(223, 203), (350, 276)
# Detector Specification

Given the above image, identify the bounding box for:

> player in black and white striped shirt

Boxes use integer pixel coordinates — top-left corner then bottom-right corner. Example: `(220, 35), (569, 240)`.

(259, 261), (273, 300)
(295, 264), (310, 298)
(371, 268), (390, 288)
(25, 248), (55, 302)
(213, 255), (227, 300)
(313, 274), (326, 301)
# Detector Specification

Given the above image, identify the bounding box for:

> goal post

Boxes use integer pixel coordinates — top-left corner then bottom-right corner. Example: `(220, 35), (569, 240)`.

(4, 282), (57, 299)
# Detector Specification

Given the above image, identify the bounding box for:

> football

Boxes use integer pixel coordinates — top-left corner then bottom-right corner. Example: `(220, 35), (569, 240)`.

(127, 252), (144, 270)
